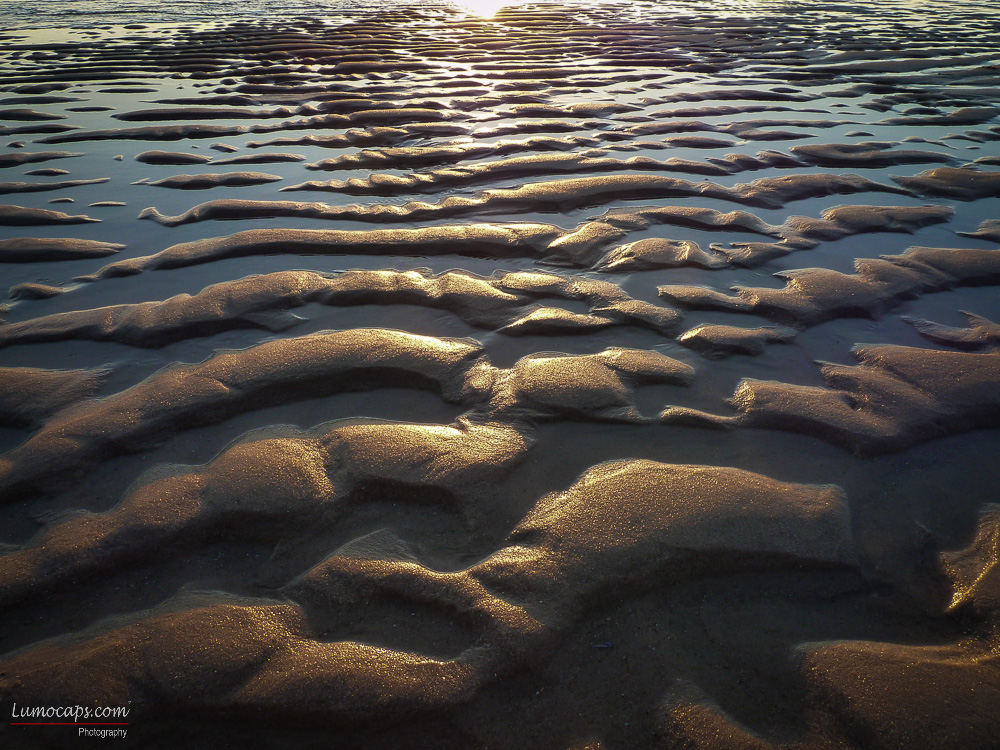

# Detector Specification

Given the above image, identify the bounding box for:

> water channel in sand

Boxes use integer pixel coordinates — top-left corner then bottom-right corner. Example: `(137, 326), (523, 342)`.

(1, 1), (1000, 748)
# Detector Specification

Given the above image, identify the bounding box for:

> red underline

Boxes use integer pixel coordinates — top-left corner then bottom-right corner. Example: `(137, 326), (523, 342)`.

(11, 723), (129, 726)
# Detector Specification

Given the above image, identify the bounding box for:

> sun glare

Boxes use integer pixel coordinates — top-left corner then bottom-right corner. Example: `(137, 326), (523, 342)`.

(455, 0), (508, 18)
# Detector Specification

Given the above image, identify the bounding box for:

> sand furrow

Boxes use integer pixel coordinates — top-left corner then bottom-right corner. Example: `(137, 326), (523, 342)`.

(0, 460), (853, 721)
(1, 3), (1000, 746)
(0, 329), (483, 500)
(659, 245), (1000, 327)
(138, 173), (912, 228)
(2, 268), (681, 346)
(662, 343), (1000, 455)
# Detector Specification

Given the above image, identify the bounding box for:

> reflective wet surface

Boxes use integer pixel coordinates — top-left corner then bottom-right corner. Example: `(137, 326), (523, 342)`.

(1, 2), (1000, 748)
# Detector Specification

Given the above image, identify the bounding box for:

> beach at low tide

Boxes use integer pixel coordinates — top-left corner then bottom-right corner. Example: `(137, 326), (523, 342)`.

(1, 1), (1000, 747)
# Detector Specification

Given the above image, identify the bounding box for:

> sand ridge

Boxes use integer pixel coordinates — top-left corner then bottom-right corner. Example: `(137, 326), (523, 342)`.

(1, 1), (999, 746)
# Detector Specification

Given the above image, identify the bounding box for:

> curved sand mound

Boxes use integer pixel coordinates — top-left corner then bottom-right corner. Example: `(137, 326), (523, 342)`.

(662, 344), (1000, 454)
(0, 460), (854, 721)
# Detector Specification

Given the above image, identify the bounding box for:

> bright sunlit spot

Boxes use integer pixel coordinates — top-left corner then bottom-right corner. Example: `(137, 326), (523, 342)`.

(454, 0), (509, 18)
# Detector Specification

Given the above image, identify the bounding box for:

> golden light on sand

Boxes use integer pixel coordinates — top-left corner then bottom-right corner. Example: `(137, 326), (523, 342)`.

(7, 0), (1000, 746)
(455, 0), (508, 17)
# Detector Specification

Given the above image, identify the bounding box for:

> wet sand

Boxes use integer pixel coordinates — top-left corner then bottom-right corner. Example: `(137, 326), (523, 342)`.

(1, 1), (1000, 748)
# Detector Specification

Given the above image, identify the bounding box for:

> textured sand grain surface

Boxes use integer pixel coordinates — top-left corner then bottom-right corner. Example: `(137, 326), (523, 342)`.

(1, 1), (999, 748)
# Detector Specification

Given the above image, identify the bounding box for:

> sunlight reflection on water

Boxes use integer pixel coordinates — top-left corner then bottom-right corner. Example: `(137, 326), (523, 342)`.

(2, 0), (984, 31)
(453, 0), (507, 17)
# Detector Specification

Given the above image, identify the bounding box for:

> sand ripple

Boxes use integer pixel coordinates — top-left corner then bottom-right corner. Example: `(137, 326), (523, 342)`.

(1, 1), (999, 746)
